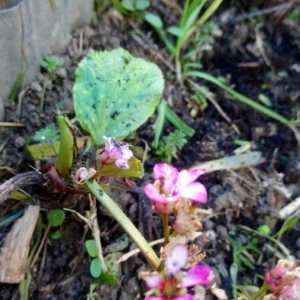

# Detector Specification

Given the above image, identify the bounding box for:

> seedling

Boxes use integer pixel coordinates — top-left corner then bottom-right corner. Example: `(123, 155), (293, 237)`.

(40, 55), (65, 86)
(153, 99), (194, 160)
(47, 208), (65, 239)
(40, 55), (64, 74)
(112, 0), (150, 14)
(85, 239), (102, 278)
(153, 129), (187, 162)
(33, 123), (59, 155)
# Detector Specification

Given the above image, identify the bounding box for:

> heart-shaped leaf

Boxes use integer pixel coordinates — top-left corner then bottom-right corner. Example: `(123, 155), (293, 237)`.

(73, 48), (164, 145)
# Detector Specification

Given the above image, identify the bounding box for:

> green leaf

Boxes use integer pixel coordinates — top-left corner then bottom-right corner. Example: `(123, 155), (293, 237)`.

(106, 234), (129, 253)
(50, 230), (61, 240)
(90, 258), (102, 278)
(154, 100), (167, 148)
(33, 124), (59, 145)
(121, 0), (134, 10)
(104, 252), (122, 279)
(258, 225), (271, 236)
(54, 114), (76, 178)
(165, 106), (195, 137)
(85, 240), (99, 258)
(47, 209), (65, 227)
(98, 157), (144, 178)
(96, 272), (118, 285)
(74, 48), (164, 145)
(135, 0), (150, 10)
(167, 26), (183, 37)
(143, 12), (163, 29)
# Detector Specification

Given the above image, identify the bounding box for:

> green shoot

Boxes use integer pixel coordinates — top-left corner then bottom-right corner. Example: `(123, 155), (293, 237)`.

(165, 105), (195, 136)
(40, 55), (64, 74)
(54, 114), (77, 179)
(9, 72), (25, 101)
(121, 0), (150, 11)
(154, 100), (194, 149)
(154, 100), (167, 149)
(153, 130), (187, 162)
(33, 123), (59, 155)
(47, 209), (65, 239)
(185, 70), (291, 125)
(85, 240), (102, 278)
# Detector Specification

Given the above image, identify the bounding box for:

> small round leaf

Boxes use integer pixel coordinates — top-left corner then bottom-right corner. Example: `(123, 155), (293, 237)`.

(85, 240), (98, 258)
(90, 258), (102, 278)
(47, 209), (65, 227)
(50, 230), (61, 240)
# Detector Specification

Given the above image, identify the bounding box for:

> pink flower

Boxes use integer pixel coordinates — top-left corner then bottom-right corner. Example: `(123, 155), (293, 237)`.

(144, 163), (207, 214)
(165, 245), (188, 275)
(280, 278), (300, 299)
(145, 295), (193, 300)
(178, 265), (213, 288)
(264, 259), (300, 298)
(141, 245), (213, 300)
(100, 136), (133, 169)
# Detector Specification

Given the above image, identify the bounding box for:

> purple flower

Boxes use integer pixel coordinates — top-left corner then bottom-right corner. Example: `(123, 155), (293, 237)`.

(100, 136), (133, 169)
(144, 163), (207, 214)
(141, 245), (213, 300)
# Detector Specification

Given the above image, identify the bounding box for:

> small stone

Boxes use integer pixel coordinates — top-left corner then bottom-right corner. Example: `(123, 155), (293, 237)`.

(216, 225), (228, 241)
(56, 67), (67, 78)
(83, 26), (95, 39)
(26, 103), (36, 112)
(30, 81), (42, 92)
(14, 136), (26, 148)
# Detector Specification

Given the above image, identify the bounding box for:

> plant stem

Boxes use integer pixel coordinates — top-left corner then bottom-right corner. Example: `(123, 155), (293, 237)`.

(185, 71), (291, 125)
(85, 179), (161, 271)
(249, 282), (269, 300)
(162, 214), (170, 245)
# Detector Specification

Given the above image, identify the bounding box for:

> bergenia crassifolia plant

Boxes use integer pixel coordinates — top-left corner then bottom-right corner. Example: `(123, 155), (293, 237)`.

(32, 48), (300, 299)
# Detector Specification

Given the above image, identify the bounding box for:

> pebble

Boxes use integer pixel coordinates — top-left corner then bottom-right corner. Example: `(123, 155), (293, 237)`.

(26, 103), (36, 112)
(203, 219), (214, 230)
(216, 225), (228, 241)
(14, 136), (26, 148)
(83, 25), (96, 39)
(56, 67), (67, 78)
(30, 81), (43, 92)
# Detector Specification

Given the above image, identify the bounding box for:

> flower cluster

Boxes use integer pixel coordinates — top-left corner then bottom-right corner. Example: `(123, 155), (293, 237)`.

(140, 244), (213, 300)
(263, 259), (300, 300)
(99, 136), (133, 169)
(144, 163), (207, 215)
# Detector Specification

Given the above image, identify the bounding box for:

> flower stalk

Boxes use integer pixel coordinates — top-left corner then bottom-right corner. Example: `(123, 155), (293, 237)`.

(85, 179), (161, 271)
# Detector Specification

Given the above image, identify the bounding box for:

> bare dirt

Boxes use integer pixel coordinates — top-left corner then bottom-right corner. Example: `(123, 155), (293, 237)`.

(0, 1), (300, 299)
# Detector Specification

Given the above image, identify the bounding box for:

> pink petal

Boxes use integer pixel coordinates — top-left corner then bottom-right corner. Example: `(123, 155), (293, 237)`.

(166, 245), (188, 275)
(173, 295), (194, 300)
(144, 297), (166, 300)
(180, 182), (207, 203)
(153, 163), (178, 181)
(143, 274), (164, 289)
(144, 184), (180, 203)
(178, 265), (213, 288)
(178, 169), (204, 185)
